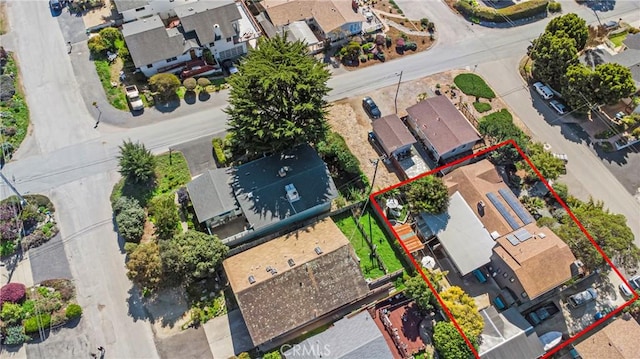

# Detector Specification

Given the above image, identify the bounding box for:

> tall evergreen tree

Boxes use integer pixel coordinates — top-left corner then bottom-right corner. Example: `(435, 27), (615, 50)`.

(530, 32), (579, 89)
(545, 13), (589, 51)
(117, 140), (156, 183)
(225, 35), (331, 156)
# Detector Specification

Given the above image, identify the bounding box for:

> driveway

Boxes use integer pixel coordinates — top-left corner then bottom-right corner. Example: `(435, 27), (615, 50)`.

(203, 309), (253, 359)
(156, 327), (213, 359)
(29, 233), (73, 284)
(173, 135), (219, 178)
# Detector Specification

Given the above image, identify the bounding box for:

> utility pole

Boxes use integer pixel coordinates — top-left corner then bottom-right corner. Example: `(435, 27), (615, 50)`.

(593, 9), (602, 27)
(0, 172), (27, 206)
(394, 71), (403, 114)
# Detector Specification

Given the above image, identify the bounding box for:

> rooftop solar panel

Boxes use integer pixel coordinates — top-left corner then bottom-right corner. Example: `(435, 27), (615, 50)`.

(506, 234), (520, 246)
(498, 188), (534, 225)
(514, 229), (533, 242)
(487, 192), (520, 230)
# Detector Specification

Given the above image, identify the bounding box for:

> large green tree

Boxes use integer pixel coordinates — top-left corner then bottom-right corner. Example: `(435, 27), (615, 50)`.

(530, 31), (579, 89)
(545, 13), (588, 51)
(148, 194), (179, 240)
(160, 231), (229, 285)
(592, 63), (637, 105)
(477, 109), (529, 163)
(118, 140), (156, 183)
(404, 275), (434, 312)
(439, 286), (484, 339)
(526, 142), (566, 181)
(433, 321), (477, 359)
(404, 175), (449, 214)
(562, 64), (594, 113)
(225, 35), (331, 156)
(113, 196), (146, 243)
(149, 73), (181, 101)
(554, 197), (639, 272)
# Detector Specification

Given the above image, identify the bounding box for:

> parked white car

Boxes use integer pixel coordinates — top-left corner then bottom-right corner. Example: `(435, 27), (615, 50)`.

(125, 85), (144, 111)
(549, 100), (568, 115)
(533, 82), (554, 100)
(567, 288), (597, 307)
(620, 275), (640, 297)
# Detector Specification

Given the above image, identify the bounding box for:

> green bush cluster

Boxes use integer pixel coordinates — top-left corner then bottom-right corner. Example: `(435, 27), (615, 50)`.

(65, 303), (82, 320)
(455, 0), (549, 23)
(317, 131), (362, 176)
(454, 73), (496, 99)
(473, 101), (492, 113)
(4, 325), (29, 345)
(23, 313), (51, 334)
(212, 138), (227, 166)
(113, 196), (146, 243)
(548, 1), (562, 12)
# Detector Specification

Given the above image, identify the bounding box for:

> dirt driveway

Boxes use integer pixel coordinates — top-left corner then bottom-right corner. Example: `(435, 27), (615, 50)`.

(326, 70), (530, 192)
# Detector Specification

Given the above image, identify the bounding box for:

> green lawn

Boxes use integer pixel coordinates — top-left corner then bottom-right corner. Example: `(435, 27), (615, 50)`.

(358, 210), (405, 273)
(454, 73), (496, 99)
(94, 59), (127, 110)
(111, 150), (191, 207)
(480, 108), (513, 123)
(609, 31), (628, 47)
(473, 101), (492, 113)
(333, 213), (386, 279)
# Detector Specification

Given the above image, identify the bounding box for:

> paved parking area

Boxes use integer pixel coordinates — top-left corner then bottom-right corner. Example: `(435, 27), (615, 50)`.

(29, 233), (73, 283)
(203, 309), (253, 359)
(173, 135), (219, 177)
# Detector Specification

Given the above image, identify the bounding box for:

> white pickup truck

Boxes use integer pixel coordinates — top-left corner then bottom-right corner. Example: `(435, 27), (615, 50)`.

(125, 85), (144, 111)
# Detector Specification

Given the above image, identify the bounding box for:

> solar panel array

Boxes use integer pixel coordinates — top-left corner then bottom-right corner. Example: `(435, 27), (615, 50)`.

(487, 192), (520, 230)
(498, 188), (534, 225)
(506, 234), (520, 246)
(514, 228), (533, 242)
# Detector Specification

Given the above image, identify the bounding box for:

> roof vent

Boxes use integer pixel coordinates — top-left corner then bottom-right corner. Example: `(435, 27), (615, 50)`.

(266, 266), (272, 272)
(270, 268), (278, 275)
(248, 275), (256, 284)
(538, 232), (546, 239)
(278, 167), (287, 177)
(246, 192), (253, 199)
(314, 246), (323, 255)
(288, 258), (295, 267)
(187, 7), (193, 11)
(285, 184), (300, 202)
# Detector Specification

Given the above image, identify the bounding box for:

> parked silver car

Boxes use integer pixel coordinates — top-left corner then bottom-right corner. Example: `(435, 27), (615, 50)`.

(619, 275), (640, 297)
(567, 288), (597, 307)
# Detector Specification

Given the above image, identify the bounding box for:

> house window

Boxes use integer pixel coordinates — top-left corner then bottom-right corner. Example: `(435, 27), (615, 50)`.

(209, 42), (215, 47)
(215, 34), (221, 41)
(146, 64), (153, 68)
(226, 37), (232, 42)
(166, 57), (177, 63)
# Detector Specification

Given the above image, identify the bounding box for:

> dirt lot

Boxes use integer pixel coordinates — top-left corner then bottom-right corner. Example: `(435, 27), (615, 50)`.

(327, 70), (530, 191)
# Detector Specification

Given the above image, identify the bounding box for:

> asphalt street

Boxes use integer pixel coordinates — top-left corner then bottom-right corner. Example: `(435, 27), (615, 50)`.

(0, 0), (639, 358)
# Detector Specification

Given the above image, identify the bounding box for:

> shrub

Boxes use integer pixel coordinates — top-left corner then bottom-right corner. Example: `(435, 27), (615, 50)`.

(1, 302), (25, 325)
(23, 313), (51, 334)
(454, 73), (496, 99)
(473, 101), (492, 113)
(88, 35), (107, 55)
(0, 240), (17, 256)
(114, 197), (146, 243)
(65, 303), (83, 320)
(0, 283), (26, 304)
(124, 242), (139, 255)
(317, 131), (362, 176)
(183, 77), (197, 91)
(39, 279), (75, 302)
(455, 0), (549, 23)
(212, 137), (227, 166)
(148, 194), (179, 240)
(149, 73), (181, 100)
(197, 77), (211, 87)
(2, 126), (17, 136)
(4, 325), (29, 346)
(548, 1), (562, 12)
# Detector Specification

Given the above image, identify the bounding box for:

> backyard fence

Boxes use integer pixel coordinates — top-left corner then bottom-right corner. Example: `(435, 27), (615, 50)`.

(368, 269), (405, 290)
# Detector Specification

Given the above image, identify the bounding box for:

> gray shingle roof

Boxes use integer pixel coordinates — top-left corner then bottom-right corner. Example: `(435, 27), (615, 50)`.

(122, 15), (188, 68)
(479, 307), (545, 359)
(186, 168), (238, 224)
(230, 144), (337, 232)
(176, 0), (241, 46)
(283, 311), (393, 359)
(113, 0), (148, 13)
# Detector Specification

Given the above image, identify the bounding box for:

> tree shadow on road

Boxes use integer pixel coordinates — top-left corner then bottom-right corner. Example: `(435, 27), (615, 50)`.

(126, 285), (153, 322)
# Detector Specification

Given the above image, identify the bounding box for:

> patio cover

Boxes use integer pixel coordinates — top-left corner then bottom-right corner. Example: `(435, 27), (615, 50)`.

(394, 223), (424, 253)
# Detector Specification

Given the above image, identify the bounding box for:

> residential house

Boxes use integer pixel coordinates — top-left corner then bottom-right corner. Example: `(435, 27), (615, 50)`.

(404, 96), (481, 164)
(491, 223), (577, 302)
(285, 21), (324, 54)
(258, 0), (380, 44)
(122, 15), (201, 77)
(113, 0), (198, 23)
(121, 0), (260, 76)
(478, 306), (545, 359)
(282, 310), (393, 359)
(574, 315), (640, 359)
(186, 144), (338, 246)
(372, 114), (416, 159)
(416, 160), (577, 304)
(223, 218), (371, 350)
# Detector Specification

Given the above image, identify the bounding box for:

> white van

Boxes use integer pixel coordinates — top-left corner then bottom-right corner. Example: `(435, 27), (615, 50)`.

(533, 82), (554, 100)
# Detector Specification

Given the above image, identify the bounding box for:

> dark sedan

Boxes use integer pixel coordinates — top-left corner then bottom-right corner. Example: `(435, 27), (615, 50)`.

(362, 96), (381, 119)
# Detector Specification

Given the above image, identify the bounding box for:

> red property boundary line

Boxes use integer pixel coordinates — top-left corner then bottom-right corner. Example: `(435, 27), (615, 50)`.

(370, 139), (640, 359)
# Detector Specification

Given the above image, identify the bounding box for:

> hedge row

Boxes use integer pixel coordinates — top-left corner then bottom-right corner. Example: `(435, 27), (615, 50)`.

(455, 0), (549, 23)
(211, 138), (227, 166)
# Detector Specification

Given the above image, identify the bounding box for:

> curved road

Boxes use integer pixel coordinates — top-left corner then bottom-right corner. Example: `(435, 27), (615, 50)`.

(0, 0), (638, 357)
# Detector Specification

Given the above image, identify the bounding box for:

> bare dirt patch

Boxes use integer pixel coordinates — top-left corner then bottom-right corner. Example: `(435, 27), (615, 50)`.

(0, 2), (8, 35)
